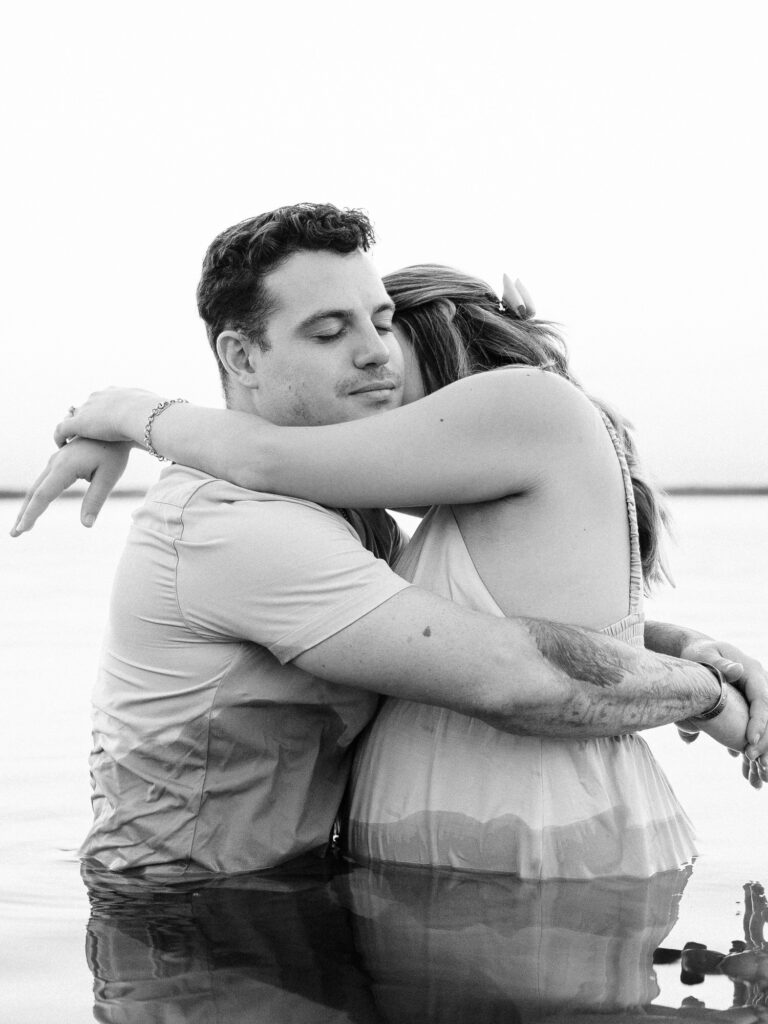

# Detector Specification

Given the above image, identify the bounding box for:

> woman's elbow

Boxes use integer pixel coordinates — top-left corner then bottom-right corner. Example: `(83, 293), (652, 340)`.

(222, 442), (274, 493)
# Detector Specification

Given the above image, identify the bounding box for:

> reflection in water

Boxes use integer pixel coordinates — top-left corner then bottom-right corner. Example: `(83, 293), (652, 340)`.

(338, 864), (692, 1023)
(83, 859), (378, 1023)
(83, 859), (696, 1023)
(682, 881), (768, 1015)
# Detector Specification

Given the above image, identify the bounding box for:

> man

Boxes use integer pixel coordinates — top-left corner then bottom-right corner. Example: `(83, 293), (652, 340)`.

(12, 203), (768, 876)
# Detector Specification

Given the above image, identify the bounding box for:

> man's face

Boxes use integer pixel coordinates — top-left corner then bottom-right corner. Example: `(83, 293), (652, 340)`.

(251, 249), (405, 426)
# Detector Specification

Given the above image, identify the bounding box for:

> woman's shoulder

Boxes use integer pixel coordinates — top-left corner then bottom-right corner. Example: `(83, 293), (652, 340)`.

(467, 365), (584, 395)
(445, 368), (600, 434)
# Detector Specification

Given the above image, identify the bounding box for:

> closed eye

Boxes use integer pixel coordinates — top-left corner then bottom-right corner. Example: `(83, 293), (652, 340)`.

(315, 327), (347, 342)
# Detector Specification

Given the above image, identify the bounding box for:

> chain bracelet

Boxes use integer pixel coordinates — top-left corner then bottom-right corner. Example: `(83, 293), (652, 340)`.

(143, 399), (189, 461)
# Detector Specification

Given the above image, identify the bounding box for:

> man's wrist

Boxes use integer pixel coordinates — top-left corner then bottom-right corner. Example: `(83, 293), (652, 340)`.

(691, 662), (728, 722)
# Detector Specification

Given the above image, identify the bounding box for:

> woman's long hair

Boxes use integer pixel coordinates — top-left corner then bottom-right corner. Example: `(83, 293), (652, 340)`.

(383, 264), (670, 590)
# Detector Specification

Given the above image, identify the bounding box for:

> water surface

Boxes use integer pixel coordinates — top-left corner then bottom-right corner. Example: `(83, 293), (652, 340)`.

(1, 495), (766, 1021)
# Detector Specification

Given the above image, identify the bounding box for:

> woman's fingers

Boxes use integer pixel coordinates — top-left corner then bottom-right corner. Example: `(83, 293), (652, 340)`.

(677, 726), (699, 744)
(53, 389), (117, 446)
(79, 445), (131, 527)
(714, 658), (747, 682)
(737, 661), (768, 756)
(54, 415), (79, 448)
(10, 439), (132, 536)
(11, 458), (78, 535)
(10, 455), (63, 536)
(696, 644), (768, 757)
(79, 487), (107, 529)
(741, 755), (764, 789)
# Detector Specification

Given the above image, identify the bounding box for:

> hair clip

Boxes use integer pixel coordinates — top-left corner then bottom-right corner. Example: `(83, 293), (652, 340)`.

(502, 274), (536, 319)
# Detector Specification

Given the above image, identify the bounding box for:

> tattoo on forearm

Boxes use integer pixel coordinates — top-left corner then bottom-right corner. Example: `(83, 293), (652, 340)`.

(523, 618), (626, 688)
(502, 620), (714, 736)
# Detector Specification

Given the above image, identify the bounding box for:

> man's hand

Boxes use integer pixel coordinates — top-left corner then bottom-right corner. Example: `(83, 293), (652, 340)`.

(679, 636), (768, 789)
(54, 387), (162, 447)
(10, 438), (132, 536)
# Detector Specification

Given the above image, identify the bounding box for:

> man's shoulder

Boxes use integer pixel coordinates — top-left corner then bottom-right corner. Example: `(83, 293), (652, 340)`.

(137, 465), (355, 559)
(132, 467), (407, 661)
(146, 464), (339, 519)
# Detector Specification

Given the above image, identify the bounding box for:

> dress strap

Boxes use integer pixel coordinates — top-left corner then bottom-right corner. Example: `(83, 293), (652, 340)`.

(598, 411), (644, 615)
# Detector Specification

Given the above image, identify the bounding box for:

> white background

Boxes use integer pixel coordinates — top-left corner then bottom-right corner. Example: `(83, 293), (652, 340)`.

(2, 0), (767, 492)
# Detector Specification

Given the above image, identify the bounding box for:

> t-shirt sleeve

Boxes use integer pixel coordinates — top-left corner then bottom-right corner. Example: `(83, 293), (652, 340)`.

(176, 490), (411, 664)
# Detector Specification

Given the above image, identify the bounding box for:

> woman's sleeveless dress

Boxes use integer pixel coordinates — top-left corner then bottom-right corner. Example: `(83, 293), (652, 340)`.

(346, 421), (697, 879)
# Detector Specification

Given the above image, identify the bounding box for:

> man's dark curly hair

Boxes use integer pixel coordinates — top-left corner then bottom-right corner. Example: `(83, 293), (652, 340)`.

(197, 203), (376, 392)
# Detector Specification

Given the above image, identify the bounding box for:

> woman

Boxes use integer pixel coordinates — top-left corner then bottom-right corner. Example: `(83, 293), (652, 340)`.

(344, 268), (685, 876)
(15, 267), (753, 877)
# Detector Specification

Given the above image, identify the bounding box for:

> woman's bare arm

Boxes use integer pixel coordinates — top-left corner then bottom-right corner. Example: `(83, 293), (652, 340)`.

(51, 370), (599, 508)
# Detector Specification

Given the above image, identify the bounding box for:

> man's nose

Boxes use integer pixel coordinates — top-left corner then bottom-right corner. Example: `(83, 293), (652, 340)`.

(352, 327), (391, 368)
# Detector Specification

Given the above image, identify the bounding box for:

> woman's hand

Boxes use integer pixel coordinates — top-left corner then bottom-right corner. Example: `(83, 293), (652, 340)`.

(677, 682), (754, 771)
(54, 388), (164, 447)
(678, 685), (768, 792)
(10, 438), (132, 536)
(678, 636), (768, 785)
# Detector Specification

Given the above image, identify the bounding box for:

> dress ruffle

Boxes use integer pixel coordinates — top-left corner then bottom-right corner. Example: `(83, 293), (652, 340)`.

(347, 701), (696, 879)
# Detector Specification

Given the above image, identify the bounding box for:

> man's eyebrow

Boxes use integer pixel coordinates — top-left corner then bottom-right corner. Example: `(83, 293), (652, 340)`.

(297, 300), (395, 332)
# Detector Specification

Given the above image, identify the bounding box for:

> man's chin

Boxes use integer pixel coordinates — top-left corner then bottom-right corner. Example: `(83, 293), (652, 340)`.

(308, 392), (404, 425)
(346, 390), (403, 415)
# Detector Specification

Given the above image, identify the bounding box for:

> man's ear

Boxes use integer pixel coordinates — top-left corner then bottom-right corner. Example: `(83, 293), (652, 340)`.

(216, 330), (262, 389)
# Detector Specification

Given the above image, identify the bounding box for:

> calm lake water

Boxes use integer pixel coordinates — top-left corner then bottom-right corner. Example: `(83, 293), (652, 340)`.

(1, 495), (767, 1023)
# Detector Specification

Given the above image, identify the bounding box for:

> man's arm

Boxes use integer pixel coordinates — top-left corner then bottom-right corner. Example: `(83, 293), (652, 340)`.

(178, 495), (763, 755)
(293, 587), (754, 745)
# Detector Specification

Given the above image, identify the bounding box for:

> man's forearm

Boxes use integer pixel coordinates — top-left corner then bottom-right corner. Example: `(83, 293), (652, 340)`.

(298, 591), (724, 739)
(485, 617), (723, 738)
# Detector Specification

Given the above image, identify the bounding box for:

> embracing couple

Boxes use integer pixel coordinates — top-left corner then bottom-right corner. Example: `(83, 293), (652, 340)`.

(15, 202), (768, 880)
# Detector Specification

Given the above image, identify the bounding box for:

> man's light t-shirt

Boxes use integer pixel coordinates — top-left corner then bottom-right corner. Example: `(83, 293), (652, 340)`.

(80, 465), (410, 876)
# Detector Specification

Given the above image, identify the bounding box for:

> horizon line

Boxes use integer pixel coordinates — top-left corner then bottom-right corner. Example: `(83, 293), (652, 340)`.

(2, 485), (768, 500)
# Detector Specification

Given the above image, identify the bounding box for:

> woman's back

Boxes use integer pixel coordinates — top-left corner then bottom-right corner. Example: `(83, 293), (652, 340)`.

(415, 394), (634, 629)
(345, 395), (695, 879)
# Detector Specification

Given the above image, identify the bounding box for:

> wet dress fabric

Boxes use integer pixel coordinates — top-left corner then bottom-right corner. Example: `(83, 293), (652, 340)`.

(346, 416), (697, 879)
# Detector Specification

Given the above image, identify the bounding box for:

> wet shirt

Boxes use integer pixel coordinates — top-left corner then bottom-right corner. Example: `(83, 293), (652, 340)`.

(80, 465), (409, 876)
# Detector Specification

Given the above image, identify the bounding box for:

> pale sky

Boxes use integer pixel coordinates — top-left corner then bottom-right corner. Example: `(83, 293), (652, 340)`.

(3, 0), (766, 493)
